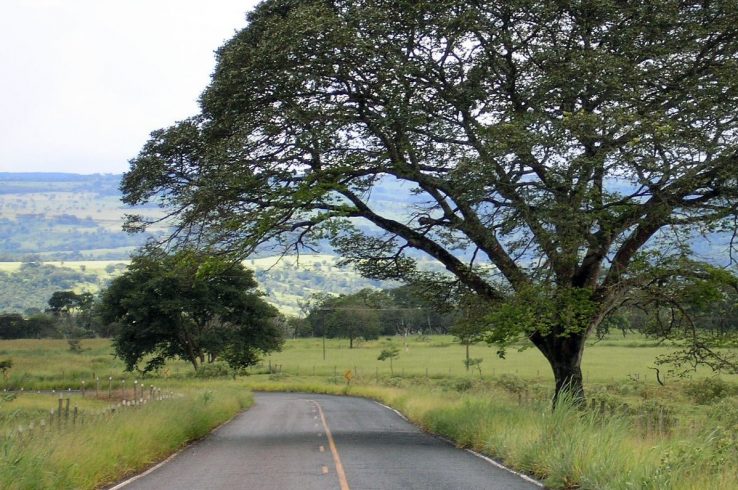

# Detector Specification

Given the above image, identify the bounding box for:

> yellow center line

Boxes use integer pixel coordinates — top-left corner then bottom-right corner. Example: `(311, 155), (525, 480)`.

(311, 400), (350, 490)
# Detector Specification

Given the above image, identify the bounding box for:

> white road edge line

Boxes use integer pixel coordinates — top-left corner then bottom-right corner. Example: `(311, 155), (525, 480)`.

(107, 449), (183, 490)
(374, 401), (544, 488)
(107, 410), (241, 489)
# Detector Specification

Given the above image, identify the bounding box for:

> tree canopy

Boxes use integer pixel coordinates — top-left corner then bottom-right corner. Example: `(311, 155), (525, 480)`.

(123, 0), (738, 400)
(99, 248), (283, 373)
(304, 289), (385, 348)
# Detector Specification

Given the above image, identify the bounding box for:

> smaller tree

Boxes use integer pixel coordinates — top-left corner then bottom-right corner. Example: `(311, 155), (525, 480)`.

(450, 294), (491, 373)
(47, 290), (96, 338)
(99, 247), (283, 373)
(0, 314), (25, 339)
(306, 289), (385, 348)
(377, 345), (400, 376)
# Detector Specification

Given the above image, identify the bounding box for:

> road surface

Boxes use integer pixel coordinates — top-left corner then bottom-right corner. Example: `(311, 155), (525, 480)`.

(115, 392), (541, 490)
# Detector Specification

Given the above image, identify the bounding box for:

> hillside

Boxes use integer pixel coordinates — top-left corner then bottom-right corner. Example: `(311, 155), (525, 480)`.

(0, 255), (390, 316)
(0, 173), (162, 260)
(0, 172), (422, 261)
(0, 173), (418, 314)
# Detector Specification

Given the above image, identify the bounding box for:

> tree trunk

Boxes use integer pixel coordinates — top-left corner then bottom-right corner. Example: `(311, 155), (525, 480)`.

(531, 329), (586, 406)
(465, 342), (470, 371)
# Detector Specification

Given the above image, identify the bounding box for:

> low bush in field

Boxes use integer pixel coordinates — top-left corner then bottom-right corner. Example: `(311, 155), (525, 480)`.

(684, 377), (735, 404)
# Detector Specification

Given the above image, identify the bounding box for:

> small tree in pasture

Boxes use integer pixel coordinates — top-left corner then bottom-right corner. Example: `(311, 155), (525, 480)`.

(378, 345), (400, 375)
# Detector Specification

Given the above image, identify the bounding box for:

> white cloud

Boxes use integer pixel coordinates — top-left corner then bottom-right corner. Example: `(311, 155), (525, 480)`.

(0, 0), (257, 174)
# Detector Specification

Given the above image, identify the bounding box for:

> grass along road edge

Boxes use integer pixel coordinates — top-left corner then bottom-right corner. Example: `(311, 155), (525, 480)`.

(0, 382), (252, 490)
(243, 376), (738, 490)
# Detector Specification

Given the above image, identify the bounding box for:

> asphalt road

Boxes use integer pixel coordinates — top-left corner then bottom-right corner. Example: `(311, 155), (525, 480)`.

(116, 392), (542, 490)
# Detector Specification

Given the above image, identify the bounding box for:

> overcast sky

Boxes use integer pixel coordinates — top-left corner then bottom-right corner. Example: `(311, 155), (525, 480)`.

(0, 0), (259, 175)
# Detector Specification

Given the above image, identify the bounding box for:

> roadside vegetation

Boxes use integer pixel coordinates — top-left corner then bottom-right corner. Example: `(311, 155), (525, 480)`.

(245, 345), (738, 490)
(1, 336), (736, 489)
(0, 380), (251, 489)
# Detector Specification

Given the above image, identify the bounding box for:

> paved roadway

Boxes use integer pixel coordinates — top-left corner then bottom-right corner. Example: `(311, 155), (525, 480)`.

(116, 392), (541, 490)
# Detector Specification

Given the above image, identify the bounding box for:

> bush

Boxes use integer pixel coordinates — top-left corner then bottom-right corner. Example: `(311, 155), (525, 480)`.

(495, 373), (527, 394)
(684, 377), (734, 405)
(706, 397), (738, 427)
(453, 378), (473, 392)
(195, 362), (231, 378)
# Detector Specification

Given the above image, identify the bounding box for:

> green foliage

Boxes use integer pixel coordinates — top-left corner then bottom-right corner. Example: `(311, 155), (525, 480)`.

(485, 285), (597, 355)
(684, 377), (735, 405)
(0, 312), (60, 339)
(464, 357), (484, 378)
(377, 344), (400, 375)
(377, 345), (400, 362)
(99, 247), (283, 373)
(304, 289), (387, 347)
(624, 258), (738, 374)
(495, 373), (528, 395)
(122, 0), (738, 401)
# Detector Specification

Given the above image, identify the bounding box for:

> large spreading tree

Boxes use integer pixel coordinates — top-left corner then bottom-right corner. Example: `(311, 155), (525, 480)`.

(123, 0), (738, 401)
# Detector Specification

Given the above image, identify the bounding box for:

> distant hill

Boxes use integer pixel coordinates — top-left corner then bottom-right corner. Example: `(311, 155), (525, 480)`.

(0, 172), (732, 315)
(0, 172), (423, 261)
(0, 173), (401, 314)
(0, 172), (160, 261)
(0, 255), (392, 316)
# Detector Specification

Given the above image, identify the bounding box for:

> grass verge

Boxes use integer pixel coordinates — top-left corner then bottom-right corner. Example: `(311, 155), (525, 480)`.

(0, 381), (252, 489)
(244, 375), (738, 490)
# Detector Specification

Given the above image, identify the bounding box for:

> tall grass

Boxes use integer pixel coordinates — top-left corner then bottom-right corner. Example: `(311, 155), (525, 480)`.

(247, 376), (738, 490)
(0, 382), (251, 489)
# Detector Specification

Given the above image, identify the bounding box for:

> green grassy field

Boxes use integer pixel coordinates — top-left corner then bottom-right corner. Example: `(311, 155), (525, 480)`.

(266, 334), (737, 385)
(1, 336), (737, 489)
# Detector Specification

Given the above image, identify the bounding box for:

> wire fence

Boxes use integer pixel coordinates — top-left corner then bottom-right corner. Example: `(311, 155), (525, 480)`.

(2, 384), (175, 442)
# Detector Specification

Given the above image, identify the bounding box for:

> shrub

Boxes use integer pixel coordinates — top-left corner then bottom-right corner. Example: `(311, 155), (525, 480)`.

(706, 397), (738, 427)
(195, 362), (231, 378)
(495, 373), (527, 394)
(684, 377), (734, 405)
(453, 378), (474, 392)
